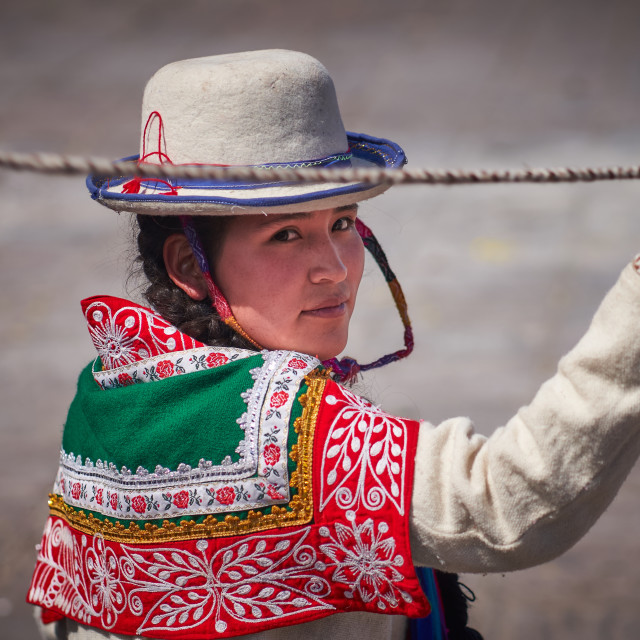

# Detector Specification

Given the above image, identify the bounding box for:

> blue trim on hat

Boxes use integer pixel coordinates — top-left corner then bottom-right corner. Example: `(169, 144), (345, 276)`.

(87, 132), (405, 207)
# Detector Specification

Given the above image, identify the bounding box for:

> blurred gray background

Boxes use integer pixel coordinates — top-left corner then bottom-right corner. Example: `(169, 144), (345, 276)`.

(2, 0), (640, 638)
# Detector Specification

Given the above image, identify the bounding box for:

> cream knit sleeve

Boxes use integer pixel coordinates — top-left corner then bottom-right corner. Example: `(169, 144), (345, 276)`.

(410, 262), (640, 573)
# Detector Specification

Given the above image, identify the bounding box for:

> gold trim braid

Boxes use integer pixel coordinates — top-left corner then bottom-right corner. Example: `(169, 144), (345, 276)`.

(48, 371), (328, 544)
(290, 369), (329, 495)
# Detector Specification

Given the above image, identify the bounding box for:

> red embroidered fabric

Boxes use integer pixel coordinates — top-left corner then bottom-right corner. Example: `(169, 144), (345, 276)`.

(81, 295), (204, 370)
(28, 297), (430, 637)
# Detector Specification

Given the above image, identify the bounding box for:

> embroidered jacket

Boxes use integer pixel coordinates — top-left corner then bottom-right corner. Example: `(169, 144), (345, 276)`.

(27, 296), (431, 639)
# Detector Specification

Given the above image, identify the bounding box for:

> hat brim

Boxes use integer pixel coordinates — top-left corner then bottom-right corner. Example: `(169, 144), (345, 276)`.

(87, 132), (405, 215)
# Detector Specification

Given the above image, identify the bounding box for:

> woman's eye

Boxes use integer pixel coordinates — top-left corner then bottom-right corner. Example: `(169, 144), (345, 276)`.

(333, 216), (355, 231)
(272, 228), (299, 242)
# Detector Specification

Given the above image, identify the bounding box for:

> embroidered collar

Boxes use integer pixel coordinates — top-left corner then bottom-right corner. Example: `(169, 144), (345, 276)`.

(83, 295), (208, 369)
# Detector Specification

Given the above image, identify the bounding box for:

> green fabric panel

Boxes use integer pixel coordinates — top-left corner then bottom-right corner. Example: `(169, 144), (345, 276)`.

(69, 378), (308, 528)
(63, 355), (262, 471)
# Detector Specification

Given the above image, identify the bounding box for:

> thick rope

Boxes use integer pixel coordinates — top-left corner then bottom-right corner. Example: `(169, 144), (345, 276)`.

(2, 149), (640, 185)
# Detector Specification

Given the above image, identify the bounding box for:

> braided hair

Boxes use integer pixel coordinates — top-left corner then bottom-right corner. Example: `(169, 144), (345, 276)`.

(134, 214), (257, 350)
(435, 571), (484, 640)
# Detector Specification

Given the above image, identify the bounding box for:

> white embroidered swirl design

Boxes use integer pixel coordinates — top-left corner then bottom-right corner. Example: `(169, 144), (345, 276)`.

(30, 520), (335, 635)
(28, 521), (127, 629)
(85, 301), (201, 370)
(319, 384), (408, 515)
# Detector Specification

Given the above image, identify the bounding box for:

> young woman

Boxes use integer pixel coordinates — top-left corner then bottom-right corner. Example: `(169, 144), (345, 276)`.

(28, 50), (640, 640)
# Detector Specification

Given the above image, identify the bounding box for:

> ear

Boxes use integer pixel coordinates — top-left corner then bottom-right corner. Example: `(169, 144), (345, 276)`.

(163, 234), (209, 301)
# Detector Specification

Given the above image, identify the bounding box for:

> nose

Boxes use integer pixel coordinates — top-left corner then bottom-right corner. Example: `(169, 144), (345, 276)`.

(308, 235), (348, 284)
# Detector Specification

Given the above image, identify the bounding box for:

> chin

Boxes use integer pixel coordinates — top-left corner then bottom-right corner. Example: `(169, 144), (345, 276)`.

(267, 329), (349, 362)
(310, 338), (349, 362)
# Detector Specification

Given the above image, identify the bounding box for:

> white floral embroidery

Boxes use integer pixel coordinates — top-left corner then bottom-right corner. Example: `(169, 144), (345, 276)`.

(319, 511), (412, 611)
(29, 520), (334, 635)
(85, 300), (201, 370)
(320, 384), (408, 515)
(84, 536), (128, 628)
(123, 529), (333, 635)
(29, 520), (127, 629)
(91, 318), (136, 368)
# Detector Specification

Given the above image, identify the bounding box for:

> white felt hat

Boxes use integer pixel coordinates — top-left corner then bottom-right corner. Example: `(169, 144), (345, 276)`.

(87, 50), (406, 215)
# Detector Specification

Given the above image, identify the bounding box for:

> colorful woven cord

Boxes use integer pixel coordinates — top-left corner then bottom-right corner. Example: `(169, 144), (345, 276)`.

(408, 568), (449, 640)
(179, 215), (262, 349)
(180, 216), (414, 381)
(322, 218), (414, 381)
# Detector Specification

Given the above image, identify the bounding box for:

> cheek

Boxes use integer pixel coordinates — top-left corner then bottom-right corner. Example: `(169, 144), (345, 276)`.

(216, 253), (296, 321)
(347, 236), (365, 294)
(214, 250), (254, 312)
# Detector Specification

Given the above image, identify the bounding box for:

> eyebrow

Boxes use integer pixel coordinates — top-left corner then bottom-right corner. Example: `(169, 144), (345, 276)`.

(255, 205), (359, 229)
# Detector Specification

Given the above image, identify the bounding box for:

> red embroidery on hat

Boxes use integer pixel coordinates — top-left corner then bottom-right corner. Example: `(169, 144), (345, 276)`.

(121, 179), (141, 194)
(131, 496), (147, 514)
(141, 111), (172, 165)
(118, 111), (181, 197)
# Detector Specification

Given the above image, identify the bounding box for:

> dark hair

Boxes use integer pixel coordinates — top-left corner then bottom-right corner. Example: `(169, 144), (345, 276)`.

(134, 214), (257, 350)
(435, 571), (484, 640)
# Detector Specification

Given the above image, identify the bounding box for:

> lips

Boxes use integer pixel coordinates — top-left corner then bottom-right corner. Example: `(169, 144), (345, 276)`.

(301, 297), (349, 319)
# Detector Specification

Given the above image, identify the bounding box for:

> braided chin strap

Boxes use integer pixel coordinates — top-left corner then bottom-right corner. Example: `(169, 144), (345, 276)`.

(322, 218), (414, 381)
(179, 216), (262, 349)
(179, 215), (414, 382)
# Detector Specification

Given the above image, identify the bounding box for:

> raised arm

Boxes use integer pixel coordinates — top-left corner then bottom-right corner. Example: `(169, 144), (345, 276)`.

(410, 261), (640, 573)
